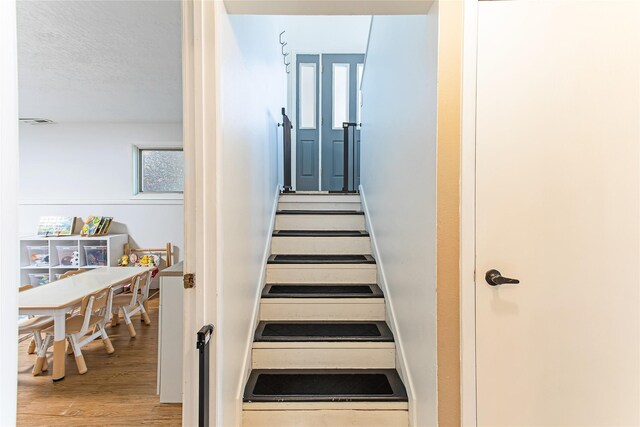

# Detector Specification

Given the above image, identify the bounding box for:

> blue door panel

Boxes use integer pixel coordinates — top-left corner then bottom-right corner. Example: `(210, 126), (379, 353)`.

(300, 140), (315, 177)
(332, 140), (344, 176)
(296, 54), (320, 190)
(320, 54), (365, 191)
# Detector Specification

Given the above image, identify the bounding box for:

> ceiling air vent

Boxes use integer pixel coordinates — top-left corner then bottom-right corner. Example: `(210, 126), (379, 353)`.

(19, 118), (55, 125)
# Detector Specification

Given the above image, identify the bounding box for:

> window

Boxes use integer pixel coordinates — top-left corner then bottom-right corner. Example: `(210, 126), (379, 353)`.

(135, 147), (184, 194)
(332, 63), (350, 129)
(299, 63), (317, 129)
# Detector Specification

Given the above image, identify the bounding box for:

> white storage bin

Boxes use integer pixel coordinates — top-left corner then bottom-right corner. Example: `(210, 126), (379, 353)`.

(29, 273), (49, 287)
(27, 246), (49, 267)
(56, 246), (79, 266)
(84, 245), (108, 266)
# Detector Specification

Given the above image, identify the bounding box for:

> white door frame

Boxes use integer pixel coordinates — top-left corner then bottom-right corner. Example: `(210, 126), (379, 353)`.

(0, 0), (20, 424)
(181, 1), (219, 426)
(181, 2), (478, 425)
(460, 0), (479, 426)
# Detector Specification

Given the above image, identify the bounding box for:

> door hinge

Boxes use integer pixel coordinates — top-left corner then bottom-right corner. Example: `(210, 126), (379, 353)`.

(184, 273), (195, 289)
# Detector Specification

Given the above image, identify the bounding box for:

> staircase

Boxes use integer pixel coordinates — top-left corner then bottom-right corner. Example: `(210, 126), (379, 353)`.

(242, 193), (409, 427)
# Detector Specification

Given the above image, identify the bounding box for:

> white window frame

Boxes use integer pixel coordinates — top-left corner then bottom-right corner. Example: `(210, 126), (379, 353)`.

(132, 145), (184, 200)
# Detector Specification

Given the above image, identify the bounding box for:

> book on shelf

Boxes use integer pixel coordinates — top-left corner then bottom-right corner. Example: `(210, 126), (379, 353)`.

(37, 216), (76, 237)
(80, 216), (114, 236)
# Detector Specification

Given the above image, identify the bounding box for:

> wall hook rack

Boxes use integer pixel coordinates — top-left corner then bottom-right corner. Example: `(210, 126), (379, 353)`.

(279, 30), (290, 74)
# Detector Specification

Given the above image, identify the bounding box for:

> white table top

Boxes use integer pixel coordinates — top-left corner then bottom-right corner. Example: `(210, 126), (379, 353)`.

(19, 267), (153, 310)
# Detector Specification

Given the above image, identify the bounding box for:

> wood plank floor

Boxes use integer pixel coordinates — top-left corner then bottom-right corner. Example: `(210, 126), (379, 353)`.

(17, 294), (182, 426)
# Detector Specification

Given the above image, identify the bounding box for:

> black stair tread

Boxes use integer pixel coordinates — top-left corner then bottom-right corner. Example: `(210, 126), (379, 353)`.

(262, 284), (383, 298)
(273, 230), (369, 237)
(254, 321), (394, 342)
(243, 369), (408, 402)
(267, 254), (376, 264)
(276, 210), (364, 215)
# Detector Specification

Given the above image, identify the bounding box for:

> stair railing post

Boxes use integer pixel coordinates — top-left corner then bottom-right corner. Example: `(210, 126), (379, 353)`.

(281, 107), (294, 193)
(342, 122), (359, 193)
(197, 324), (215, 427)
(343, 122), (350, 192)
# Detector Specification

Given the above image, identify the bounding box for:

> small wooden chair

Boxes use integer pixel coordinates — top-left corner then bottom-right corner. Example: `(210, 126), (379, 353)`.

(38, 286), (115, 375)
(18, 284), (54, 363)
(58, 269), (87, 280)
(111, 272), (152, 337)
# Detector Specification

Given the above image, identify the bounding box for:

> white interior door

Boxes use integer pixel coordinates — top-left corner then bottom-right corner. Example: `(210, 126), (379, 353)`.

(475, 2), (640, 426)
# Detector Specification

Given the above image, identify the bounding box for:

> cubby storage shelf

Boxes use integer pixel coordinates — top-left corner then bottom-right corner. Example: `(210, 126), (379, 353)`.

(19, 234), (128, 287)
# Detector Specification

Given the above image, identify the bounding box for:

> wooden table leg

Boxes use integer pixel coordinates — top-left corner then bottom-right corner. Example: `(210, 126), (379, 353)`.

(52, 312), (66, 381)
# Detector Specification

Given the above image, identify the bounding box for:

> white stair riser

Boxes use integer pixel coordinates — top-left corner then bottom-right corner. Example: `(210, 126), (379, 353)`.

(279, 194), (361, 203)
(260, 299), (385, 321)
(275, 215), (365, 231)
(243, 409), (408, 427)
(278, 201), (362, 211)
(271, 236), (371, 255)
(266, 265), (377, 284)
(252, 347), (395, 369)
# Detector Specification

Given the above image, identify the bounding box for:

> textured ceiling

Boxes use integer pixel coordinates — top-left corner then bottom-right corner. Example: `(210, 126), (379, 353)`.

(17, 0), (182, 122)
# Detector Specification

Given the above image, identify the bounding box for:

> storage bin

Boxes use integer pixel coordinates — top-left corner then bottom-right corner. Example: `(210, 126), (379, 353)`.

(84, 245), (107, 266)
(56, 246), (79, 266)
(28, 273), (49, 287)
(27, 246), (49, 267)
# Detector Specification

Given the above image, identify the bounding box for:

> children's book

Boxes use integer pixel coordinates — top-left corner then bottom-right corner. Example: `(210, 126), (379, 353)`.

(81, 217), (94, 236)
(37, 216), (75, 237)
(80, 216), (114, 236)
(95, 217), (106, 235)
(81, 216), (102, 236)
(101, 217), (113, 235)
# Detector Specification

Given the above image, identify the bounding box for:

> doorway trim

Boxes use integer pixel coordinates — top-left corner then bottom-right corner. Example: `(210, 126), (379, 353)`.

(460, 0), (479, 425)
(0, 0), (20, 423)
(181, 1), (219, 426)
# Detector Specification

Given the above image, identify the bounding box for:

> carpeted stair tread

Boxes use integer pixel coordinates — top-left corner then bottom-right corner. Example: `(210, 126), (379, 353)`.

(254, 321), (394, 342)
(267, 254), (376, 264)
(262, 284), (383, 298)
(273, 230), (369, 237)
(276, 210), (364, 215)
(243, 369), (408, 402)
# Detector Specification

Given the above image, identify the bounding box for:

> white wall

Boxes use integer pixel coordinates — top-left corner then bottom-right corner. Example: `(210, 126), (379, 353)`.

(360, 10), (439, 427)
(19, 122), (184, 262)
(283, 16), (371, 54)
(215, 8), (286, 427)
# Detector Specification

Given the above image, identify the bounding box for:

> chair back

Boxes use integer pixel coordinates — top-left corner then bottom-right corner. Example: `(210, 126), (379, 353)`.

(122, 274), (141, 309)
(138, 271), (152, 303)
(59, 269), (87, 280)
(78, 287), (114, 333)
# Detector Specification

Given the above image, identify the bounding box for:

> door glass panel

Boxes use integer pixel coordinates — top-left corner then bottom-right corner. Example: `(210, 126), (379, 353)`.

(332, 63), (350, 129)
(357, 63), (364, 128)
(299, 63), (316, 129)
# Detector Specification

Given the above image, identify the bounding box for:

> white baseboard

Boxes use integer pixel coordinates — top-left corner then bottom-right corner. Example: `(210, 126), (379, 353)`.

(234, 184), (281, 426)
(359, 185), (418, 427)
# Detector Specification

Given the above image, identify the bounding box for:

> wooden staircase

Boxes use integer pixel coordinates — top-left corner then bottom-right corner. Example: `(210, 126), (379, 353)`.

(242, 193), (409, 427)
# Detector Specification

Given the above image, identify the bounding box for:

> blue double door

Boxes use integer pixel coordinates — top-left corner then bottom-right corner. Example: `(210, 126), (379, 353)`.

(295, 54), (365, 191)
